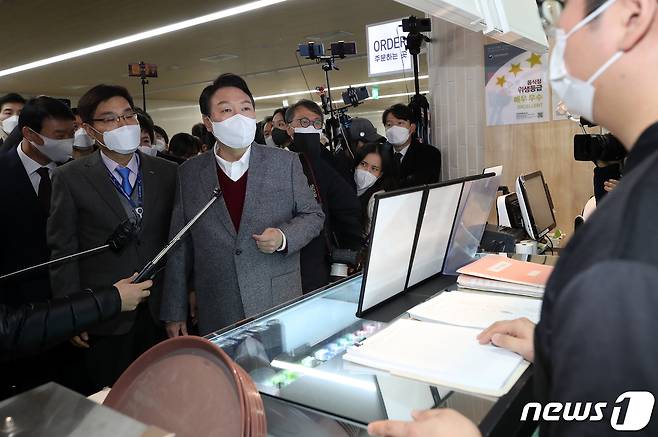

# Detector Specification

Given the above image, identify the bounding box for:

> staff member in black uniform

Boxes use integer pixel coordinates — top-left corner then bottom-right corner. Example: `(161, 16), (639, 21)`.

(369, 0), (658, 436)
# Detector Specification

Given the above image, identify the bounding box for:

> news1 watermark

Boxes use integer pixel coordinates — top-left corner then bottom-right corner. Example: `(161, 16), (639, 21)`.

(521, 392), (655, 431)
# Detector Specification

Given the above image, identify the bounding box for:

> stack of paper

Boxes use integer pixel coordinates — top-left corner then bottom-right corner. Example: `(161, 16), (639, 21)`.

(408, 290), (542, 329)
(343, 319), (528, 397)
(457, 275), (544, 298)
(455, 255), (552, 297)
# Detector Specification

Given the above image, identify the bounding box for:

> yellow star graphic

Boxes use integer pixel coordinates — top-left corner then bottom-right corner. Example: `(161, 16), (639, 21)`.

(496, 76), (507, 87)
(509, 63), (523, 76)
(527, 53), (542, 68)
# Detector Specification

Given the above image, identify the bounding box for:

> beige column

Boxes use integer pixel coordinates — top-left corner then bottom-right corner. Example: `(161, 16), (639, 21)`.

(427, 18), (486, 180)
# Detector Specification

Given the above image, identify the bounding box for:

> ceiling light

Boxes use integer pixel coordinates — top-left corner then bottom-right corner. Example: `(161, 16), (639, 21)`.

(199, 54), (239, 64)
(0, 0), (287, 78)
(253, 75), (429, 102)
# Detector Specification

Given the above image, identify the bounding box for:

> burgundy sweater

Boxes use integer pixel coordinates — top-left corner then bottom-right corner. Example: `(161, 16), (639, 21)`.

(216, 164), (248, 231)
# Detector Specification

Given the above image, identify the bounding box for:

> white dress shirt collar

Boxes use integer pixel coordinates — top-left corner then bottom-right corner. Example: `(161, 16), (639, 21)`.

(17, 141), (56, 193)
(215, 145), (251, 182)
(100, 150), (139, 187)
(396, 143), (411, 158)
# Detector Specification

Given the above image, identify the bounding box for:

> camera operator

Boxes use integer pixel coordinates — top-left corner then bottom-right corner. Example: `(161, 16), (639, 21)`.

(349, 117), (386, 153)
(284, 99), (362, 292)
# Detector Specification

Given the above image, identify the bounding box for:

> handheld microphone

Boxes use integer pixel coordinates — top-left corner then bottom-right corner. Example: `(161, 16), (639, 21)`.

(132, 187), (223, 283)
(0, 219), (140, 281)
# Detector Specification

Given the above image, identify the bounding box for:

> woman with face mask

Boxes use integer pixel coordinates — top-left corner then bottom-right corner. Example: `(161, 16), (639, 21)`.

(353, 142), (398, 239)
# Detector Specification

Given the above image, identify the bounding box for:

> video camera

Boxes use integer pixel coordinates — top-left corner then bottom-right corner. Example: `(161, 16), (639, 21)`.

(574, 117), (626, 162)
(574, 133), (626, 162)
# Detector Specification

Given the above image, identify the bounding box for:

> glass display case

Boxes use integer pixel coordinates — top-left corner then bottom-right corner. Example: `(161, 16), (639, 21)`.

(206, 255), (556, 437)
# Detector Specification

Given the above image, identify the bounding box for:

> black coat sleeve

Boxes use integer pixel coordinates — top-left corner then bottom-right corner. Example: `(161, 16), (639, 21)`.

(400, 142), (442, 188)
(319, 163), (363, 251)
(541, 260), (658, 437)
(0, 286), (121, 360)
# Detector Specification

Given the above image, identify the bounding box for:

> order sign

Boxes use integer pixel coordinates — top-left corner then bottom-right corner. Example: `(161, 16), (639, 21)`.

(367, 19), (411, 77)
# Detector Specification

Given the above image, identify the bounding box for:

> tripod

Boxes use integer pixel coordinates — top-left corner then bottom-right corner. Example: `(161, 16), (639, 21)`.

(405, 25), (431, 144)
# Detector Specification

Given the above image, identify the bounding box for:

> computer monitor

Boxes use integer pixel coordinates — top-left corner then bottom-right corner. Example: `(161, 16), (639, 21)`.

(516, 171), (556, 240)
(483, 165), (503, 177)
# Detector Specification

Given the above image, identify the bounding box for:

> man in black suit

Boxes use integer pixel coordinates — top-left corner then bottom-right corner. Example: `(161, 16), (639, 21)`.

(382, 103), (441, 188)
(48, 85), (177, 392)
(0, 96), (75, 397)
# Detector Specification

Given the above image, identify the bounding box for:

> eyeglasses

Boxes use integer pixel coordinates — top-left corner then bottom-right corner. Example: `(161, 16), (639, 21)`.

(92, 110), (139, 128)
(295, 117), (323, 130)
(537, 0), (564, 33)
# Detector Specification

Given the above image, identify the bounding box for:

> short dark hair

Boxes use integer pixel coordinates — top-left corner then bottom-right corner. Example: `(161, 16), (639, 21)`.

(77, 84), (135, 125)
(153, 125), (169, 144)
(191, 122), (215, 149)
(263, 116), (273, 124)
(272, 107), (287, 122)
(169, 133), (201, 158)
(18, 96), (75, 134)
(382, 103), (416, 125)
(199, 73), (255, 116)
(285, 99), (323, 124)
(191, 122), (206, 138)
(136, 111), (154, 142)
(0, 93), (26, 111)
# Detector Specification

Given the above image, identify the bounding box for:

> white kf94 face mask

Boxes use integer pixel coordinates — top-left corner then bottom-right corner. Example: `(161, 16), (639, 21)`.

(385, 126), (410, 146)
(100, 124), (141, 154)
(354, 168), (379, 196)
(73, 127), (94, 150)
(549, 0), (623, 122)
(29, 130), (73, 163)
(2, 115), (19, 134)
(211, 114), (256, 149)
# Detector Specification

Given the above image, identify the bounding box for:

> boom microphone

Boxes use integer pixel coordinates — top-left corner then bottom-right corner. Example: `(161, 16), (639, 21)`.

(0, 219), (140, 281)
(132, 187), (223, 283)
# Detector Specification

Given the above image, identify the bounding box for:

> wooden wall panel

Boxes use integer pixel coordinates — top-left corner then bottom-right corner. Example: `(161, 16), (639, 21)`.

(484, 120), (595, 236)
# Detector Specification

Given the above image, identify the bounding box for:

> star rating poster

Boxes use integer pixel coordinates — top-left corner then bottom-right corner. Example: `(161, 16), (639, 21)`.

(484, 42), (549, 126)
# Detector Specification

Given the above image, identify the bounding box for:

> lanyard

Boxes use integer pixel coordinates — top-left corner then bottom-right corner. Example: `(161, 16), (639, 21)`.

(107, 168), (144, 220)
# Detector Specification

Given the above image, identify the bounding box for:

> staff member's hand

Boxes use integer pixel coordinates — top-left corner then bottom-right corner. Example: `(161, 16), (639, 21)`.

(252, 228), (284, 254)
(368, 409), (481, 437)
(477, 317), (536, 362)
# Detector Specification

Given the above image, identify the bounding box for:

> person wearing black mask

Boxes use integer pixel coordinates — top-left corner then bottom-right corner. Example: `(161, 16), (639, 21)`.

(284, 99), (362, 292)
(353, 142), (398, 240)
(271, 107), (292, 150)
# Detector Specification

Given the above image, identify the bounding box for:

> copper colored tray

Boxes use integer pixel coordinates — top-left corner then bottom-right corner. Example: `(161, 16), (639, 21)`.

(104, 336), (265, 437)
